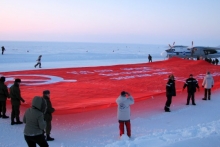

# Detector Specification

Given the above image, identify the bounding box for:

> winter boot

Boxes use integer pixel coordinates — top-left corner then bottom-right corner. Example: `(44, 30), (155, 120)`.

(202, 97), (207, 100)
(2, 114), (9, 119)
(11, 118), (15, 125)
(46, 134), (54, 141)
(15, 117), (23, 124)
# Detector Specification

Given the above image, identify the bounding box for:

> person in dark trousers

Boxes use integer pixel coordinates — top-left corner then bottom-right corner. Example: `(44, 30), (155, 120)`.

(9, 78), (25, 125)
(43, 90), (55, 141)
(23, 96), (49, 147)
(182, 74), (200, 105)
(35, 55), (42, 68)
(148, 54), (152, 62)
(116, 91), (134, 138)
(0, 76), (10, 118)
(164, 74), (176, 112)
(215, 58), (219, 65)
(202, 71), (214, 100)
(1, 46), (5, 55)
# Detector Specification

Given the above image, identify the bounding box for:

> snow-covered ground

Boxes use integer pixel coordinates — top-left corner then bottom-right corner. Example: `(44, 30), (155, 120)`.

(0, 42), (220, 147)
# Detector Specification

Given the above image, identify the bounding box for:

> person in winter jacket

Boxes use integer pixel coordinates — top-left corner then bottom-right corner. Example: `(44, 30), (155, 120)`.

(202, 71), (214, 100)
(34, 55), (42, 68)
(116, 91), (134, 137)
(0, 76), (10, 118)
(164, 74), (176, 112)
(43, 90), (55, 141)
(9, 78), (25, 125)
(183, 74), (200, 105)
(23, 96), (48, 147)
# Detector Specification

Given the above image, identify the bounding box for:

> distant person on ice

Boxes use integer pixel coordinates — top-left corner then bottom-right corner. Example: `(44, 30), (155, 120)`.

(23, 96), (49, 147)
(202, 71), (214, 100)
(164, 74), (176, 112)
(148, 54), (152, 62)
(182, 74), (199, 105)
(1, 46), (5, 55)
(116, 91), (134, 138)
(34, 55), (42, 68)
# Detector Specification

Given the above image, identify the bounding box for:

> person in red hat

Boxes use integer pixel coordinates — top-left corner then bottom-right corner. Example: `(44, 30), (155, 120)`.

(182, 74), (200, 105)
(9, 78), (25, 125)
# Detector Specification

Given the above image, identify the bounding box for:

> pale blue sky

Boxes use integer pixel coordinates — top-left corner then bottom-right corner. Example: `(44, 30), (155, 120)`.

(0, 0), (220, 46)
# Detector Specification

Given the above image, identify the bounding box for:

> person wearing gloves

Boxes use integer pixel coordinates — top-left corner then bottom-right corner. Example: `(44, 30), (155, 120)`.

(43, 90), (55, 141)
(23, 96), (48, 147)
(9, 78), (25, 125)
(202, 71), (214, 100)
(116, 91), (134, 138)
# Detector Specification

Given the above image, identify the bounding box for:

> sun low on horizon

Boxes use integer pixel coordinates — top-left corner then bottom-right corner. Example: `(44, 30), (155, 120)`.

(0, 0), (220, 46)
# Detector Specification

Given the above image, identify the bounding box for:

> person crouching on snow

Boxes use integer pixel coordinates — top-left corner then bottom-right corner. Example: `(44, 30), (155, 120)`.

(116, 91), (134, 138)
(164, 74), (176, 112)
(23, 96), (49, 147)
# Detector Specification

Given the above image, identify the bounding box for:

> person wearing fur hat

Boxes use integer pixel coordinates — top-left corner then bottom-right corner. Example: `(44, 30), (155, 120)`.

(23, 96), (48, 147)
(9, 78), (25, 125)
(43, 90), (55, 141)
(183, 74), (200, 105)
(0, 76), (10, 118)
(116, 91), (134, 138)
(164, 74), (176, 112)
(202, 71), (214, 100)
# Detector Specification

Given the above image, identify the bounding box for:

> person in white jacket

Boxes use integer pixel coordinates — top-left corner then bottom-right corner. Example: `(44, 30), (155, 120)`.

(202, 71), (214, 100)
(116, 91), (134, 137)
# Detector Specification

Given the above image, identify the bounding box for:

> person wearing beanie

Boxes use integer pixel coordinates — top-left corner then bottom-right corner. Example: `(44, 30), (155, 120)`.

(43, 90), (55, 141)
(202, 71), (214, 100)
(183, 74), (200, 105)
(0, 76), (10, 118)
(9, 78), (25, 125)
(164, 74), (176, 112)
(116, 91), (134, 138)
(23, 96), (48, 147)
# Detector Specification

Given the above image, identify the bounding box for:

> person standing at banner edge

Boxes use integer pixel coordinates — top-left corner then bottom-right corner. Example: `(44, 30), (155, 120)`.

(148, 54), (152, 62)
(10, 78), (25, 125)
(43, 90), (55, 141)
(202, 71), (214, 100)
(116, 91), (134, 138)
(0, 76), (10, 118)
(23, 96), (49, 147)
(164, 74), (176, 112)
(182, 74), (200, 105)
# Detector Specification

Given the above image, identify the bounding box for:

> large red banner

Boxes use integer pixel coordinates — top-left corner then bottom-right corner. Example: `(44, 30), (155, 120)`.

(1, 58), (220, 114)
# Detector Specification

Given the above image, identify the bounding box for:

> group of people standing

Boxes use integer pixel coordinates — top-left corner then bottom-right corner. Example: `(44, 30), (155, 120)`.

(0, 76), (55, 147)
(164, 71), (214, 112)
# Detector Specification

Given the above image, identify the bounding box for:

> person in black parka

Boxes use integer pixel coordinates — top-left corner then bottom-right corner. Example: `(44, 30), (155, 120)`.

(183, 74), (200, 105)
(0, 76), (10, 118)
(164, 74), (176, 112)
